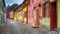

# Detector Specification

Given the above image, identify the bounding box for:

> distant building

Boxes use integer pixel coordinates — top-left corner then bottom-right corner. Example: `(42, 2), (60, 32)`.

(5, 4), (18, 19)
(13, 0), (28, 22)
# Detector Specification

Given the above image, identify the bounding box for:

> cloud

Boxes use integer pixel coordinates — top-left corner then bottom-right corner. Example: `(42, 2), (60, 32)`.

(5, 0), (24, 6)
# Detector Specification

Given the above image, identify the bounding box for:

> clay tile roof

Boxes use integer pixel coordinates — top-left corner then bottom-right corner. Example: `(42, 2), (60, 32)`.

(13, 0), (28, 11)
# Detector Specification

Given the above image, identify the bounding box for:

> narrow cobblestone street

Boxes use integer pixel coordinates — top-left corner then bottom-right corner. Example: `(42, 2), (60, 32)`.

(0, 0), (60, 34)
(0, 19), (50, 34)
(0, 19), (60, 34)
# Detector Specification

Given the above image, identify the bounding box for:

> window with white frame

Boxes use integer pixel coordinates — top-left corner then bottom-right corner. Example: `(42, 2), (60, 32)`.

(32, 9), (34, 17)
(45, 2), (49, 17)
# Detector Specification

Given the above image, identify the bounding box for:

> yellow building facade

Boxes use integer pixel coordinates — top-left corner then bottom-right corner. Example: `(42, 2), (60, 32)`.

(13, 0), (28, 23)
(14, 11), (18, 22)
(22, 6), (27, 24)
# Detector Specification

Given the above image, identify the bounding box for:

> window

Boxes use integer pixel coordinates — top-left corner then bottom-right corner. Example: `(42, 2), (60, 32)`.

(29, 2), (30, 5)
(34, 3), (41, 9)
(24, 11), (27, 17)
(45, 2), (49, 17)
(32, 0), (34, 3)
(29, 11), (30, 18)
(28, 0), (30, 5)
(36, 3), (41, 7)
(52, 2), (56, 13)
(32, 9), (34, 17)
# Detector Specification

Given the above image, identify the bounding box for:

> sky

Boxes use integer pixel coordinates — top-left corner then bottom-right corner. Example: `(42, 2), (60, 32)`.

(5, 0), (24, 6)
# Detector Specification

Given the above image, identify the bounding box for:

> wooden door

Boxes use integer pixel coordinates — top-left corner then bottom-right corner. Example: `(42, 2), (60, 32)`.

(49, 0), (57, 31)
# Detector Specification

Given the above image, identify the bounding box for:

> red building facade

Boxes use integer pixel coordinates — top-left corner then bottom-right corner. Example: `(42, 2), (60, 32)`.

(6, 11), (14, 19)
(43, 0), (57, 31)
(28, 0), (57, 31)
(28, 0), (42, 27)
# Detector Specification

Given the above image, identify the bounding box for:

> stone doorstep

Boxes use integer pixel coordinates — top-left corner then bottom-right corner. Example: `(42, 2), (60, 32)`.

(48, 31), (58, 34)
(16, 23), (49, 33)
(23, 23), (49, 32)
(8, 20), (49, 33)
(59, 32), (60, 34)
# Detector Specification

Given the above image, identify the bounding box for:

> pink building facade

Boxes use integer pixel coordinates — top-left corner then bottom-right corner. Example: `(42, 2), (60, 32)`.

(28, 0), (42, 27)
(7, 11), (14, 19)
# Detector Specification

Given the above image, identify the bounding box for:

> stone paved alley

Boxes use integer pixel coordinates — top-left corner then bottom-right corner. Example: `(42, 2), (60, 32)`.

(0, 19), (58, 34)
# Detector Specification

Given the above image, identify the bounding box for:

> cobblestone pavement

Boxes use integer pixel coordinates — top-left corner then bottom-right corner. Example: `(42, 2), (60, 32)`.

(0, 19), (58, 34)
(0, 19), (22, 34)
